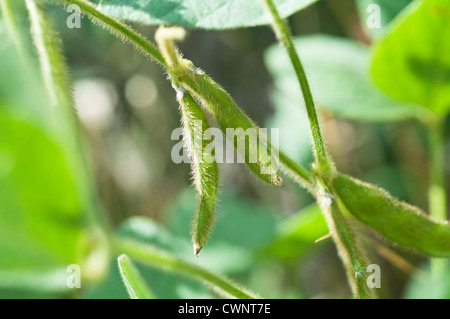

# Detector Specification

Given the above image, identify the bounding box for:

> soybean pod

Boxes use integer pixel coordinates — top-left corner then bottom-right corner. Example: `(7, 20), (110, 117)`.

(176, 88), (219, 256)
(177, 61), (283, 186)
(333, 174), (450, 257)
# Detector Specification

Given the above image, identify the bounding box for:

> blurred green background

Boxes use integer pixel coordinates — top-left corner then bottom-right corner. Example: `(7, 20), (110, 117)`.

(0, 0), (449, 299)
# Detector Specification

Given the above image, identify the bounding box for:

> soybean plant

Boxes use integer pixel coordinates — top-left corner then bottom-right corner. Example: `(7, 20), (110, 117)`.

(2, 0), (448, 299)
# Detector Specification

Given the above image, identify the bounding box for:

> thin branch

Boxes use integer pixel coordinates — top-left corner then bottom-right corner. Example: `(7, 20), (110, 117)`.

(0, 0), (25, 59)
(53, 0), (166, 67)
(427, 119), (448, 280)
(118, 254), (154, 299)
(262, 0), (334, 181)
(317, 181), (375, 299)
(115, 237), (260, 299)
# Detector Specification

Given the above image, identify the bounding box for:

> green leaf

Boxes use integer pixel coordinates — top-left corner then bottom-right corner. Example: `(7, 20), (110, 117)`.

(0, 32), (108, 295)
(105, 215), (258, 298)
(371, 0), (450, 115)
(0, 47), (82, 271)
(117, 238), (259, 299)
(162, 188), (279, 273)
(96, 0), (317, 29)
(118, 215), (258, 298)
(0, 114), (83, 266)
(85, 258), (213, 299)
(0, 268), (71, 296)
(265, 35), (421, 122)
(163, 188), (278, 253)
(117, 254), (154, 299)
(262, 204), (329, 259)
(356, 0), (412, 38)
(86, 217), (214, 298)
(333, 173), (450, 257)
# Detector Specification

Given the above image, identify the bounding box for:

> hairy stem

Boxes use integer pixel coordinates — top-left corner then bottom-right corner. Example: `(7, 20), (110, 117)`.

(26, 0), (110, 256)
(278, 150), (314, 190)
(262, 0), (333, 181)
(317, 180), (374, 299)
(428, 120), (447, 221)
(427, 120), (448, 279)
(26, 0), (71, 111)
(0, 0), (25, 58)
(53, 0), (166, 67)
(118, 254), (154, 299)
(115, 237), (259, 299)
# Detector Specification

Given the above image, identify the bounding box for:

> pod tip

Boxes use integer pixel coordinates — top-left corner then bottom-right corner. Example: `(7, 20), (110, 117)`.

(193, 245), (202, 257)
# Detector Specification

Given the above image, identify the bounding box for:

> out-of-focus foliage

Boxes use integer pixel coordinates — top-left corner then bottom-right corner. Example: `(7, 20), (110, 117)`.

(264, 34), (422, 122)
(371, 0), (450, 115)
(96, 0), (318, 29)
(262, 204), (329, 260)
(0, 37), (108, 296)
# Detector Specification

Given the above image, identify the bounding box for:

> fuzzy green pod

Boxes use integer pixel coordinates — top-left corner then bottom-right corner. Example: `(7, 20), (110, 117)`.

(333, 174), (450, 257)
(176, 61), (283, 186)
(177, 88), (219, 256)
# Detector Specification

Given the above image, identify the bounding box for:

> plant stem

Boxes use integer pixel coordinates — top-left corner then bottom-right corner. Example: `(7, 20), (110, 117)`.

(427, 119), (448, 280)
(54, 0), (166, 67)
(428, 120), (447, 221)
(262, 0), (333, 181)
(26, 0), (71, 112)
(317, 181), (374, 299)
(0, 0), (25, 59)
(115, 237), (259, 299)
(278, 150), (314, 190)
(118, 254), (154, 299)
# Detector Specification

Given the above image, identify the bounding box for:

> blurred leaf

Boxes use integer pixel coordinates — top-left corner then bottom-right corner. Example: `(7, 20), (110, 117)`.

(163, 188), (278, 251)
(371, 0), (450, 115)
(96, 0), (317, 29)
(265, 35), (421, 122)
(118, 216), (192, 259)
(161, 188), (284, 274)
(85, 258), (214, 299)
(0, 38), (107, 295)
(356, 0), (412, 38)
(0, 44), (48, 125)
(262, 204), (329, 259)
(333, 173), (450, 257)
(118, 214), (253, 274)
(404, 261), (450, 298)
(0, 268), (70, 296)
(0, 115), (83, 266)
(86, 217), (216, 298)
